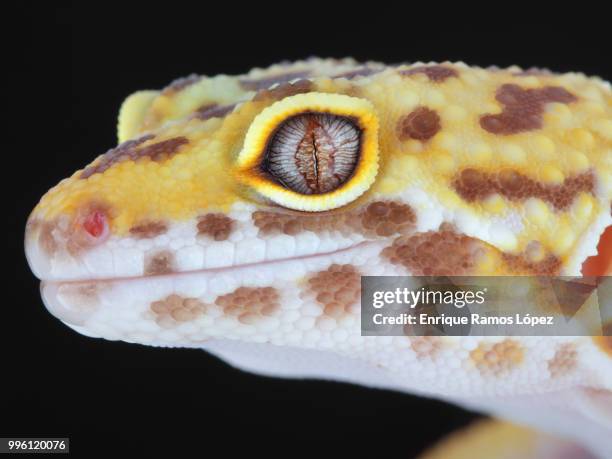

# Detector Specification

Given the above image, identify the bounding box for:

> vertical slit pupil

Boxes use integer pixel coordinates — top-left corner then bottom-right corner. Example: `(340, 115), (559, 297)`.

(263, 112), (362, 195)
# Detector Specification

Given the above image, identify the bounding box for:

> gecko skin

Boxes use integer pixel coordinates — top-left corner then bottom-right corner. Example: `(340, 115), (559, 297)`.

(25, 58), (612, 458)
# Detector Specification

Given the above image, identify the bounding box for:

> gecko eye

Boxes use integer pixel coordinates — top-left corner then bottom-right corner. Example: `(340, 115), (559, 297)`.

(263, 113), (361, 195)
(236, 93), (379, 211)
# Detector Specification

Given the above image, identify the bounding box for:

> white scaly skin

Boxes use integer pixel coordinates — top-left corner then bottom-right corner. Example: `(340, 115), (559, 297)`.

(25, 58), (611, 458)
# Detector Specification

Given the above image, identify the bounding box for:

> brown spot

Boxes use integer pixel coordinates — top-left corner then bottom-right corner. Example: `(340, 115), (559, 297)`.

(150, 294), (206, 327)
(61, 282), (100, 304)
(388, 227), (562, 276)
(307, 264), (361, 319)
(361, 201), (417, 237)
(400, 65), (458, 83)
(480, 84), (577, 135)
(74, 283), (98, 299)
(81, 135), (189, 179)
(470, 339), (524, 377)
(253, 210), (348, 236)
(129, 221), (168, 239)
(502, 242), (562, 275)
(197, 214), (234, 241)
(192, 103), (235, 121)
(333, 67), (382, 80)
(593, 321), (612, 358)
(503, 254), (561, 275)
(453, 169), (594, 210)
(397, 107), (441, 141)
(215, 287), (280, 325)
(81, 135), (152, 178)
(239, 70), (311, 91)
(162, 74), (201, 94)
(253, 79), (313, 102)
(382, 226), (485, 276)
(130, 137), (189, 162)
(253, 201), (416, 238)
(548, 343), (578, 378)
(37, 220), (59, 255)
(144, 251), (175, 276)
(410, 337), (444, 360)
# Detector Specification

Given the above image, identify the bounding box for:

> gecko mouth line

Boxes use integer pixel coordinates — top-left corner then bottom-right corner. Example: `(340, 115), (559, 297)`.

(39, 240), (379, 327)
(39, 240), (377, 287)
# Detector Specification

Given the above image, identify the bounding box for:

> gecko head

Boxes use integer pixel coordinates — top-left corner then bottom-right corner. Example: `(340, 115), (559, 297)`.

(24, 62), (611, 353)
(23, 73), (420, 332)
(24, 87), (392, 283)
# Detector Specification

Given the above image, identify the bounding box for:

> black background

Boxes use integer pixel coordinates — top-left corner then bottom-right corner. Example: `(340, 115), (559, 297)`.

(6, 4), (609, 457)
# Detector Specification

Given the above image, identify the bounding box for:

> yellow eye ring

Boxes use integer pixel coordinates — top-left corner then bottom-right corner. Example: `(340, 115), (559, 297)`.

(235, 92), (379, 211)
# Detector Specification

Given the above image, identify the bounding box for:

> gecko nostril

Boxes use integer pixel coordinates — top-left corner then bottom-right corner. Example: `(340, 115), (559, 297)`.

(82, 210), (107, 239)
(69, 205), (111, 251)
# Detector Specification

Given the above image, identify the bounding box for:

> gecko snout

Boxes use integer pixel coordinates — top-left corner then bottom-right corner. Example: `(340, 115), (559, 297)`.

(25, 204), (111, 282)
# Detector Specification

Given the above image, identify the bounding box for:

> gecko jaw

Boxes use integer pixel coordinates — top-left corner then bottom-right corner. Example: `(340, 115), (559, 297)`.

(37, 240), (380, 327)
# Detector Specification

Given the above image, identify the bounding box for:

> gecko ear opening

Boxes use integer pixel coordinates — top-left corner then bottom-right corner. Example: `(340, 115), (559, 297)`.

(235, 92), (380, 211)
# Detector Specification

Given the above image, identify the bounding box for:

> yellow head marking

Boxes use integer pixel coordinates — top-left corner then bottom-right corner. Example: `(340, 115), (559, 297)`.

(29, 60), (611, 266)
